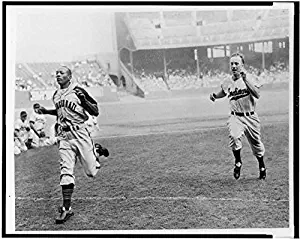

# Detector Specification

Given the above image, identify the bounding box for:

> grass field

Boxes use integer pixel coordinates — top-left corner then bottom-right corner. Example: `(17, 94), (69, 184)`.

(14, 113), (289, 231)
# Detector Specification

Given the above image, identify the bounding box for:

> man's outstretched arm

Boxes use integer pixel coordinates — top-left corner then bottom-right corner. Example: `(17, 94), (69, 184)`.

(37, 106), (57, 116)
(210, 88), (227, 102)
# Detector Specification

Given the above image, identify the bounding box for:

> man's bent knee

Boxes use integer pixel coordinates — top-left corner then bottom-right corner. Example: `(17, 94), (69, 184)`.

(254, 150), (265, 158)
(60, 174), (75, 185)
(229, 136), (242, 151)
(252, 143), (265, 158)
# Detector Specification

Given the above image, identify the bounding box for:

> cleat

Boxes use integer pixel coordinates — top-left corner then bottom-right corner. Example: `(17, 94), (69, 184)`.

(25, 139), (33, 149)
(96, 161), (101, 169)
(233, 162), (242, 180)
(259, 167), (267, 180)
(55, 206), (74, 224)
(95, 143), (109, 157)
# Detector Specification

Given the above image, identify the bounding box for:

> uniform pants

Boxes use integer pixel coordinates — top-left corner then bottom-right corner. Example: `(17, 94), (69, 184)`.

(227, 112), (265, 157)
(32, 129), (45, 147)
(58, 127), (100, 185)
(32, 129), (57, 147)
(14, 138), (27, 155)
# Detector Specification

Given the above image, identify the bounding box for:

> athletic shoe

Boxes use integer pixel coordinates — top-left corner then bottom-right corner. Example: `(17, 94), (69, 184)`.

(233, 162), (242, 180)
(95, 143), (109, 157)
(25, 139), (34, 149)
(259, 167), (267, 180)
(55, 206), (74, 224)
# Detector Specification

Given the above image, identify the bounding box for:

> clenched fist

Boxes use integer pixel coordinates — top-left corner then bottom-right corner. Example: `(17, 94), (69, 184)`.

(35, 104), (47, 114)
(210, 93), (216, 102)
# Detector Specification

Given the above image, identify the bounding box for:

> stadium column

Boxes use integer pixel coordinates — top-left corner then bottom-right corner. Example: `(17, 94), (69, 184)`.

(262, 41), (265, 70)
(194, 48), (200, 80)
(285, 37), (289, 65)
(163, 49), (167, 79)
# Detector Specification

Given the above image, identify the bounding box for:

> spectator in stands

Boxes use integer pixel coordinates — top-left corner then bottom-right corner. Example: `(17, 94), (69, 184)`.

(133, 59), (289, 92)
(88, 70), (93, 81)
(121, 76), (126, 87)
(199, 72), (204, 80)
(15, 59), (117, 90)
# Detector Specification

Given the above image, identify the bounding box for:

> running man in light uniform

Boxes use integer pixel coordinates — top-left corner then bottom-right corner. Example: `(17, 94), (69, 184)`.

(37, 66), (109, 224)
(209, 52), (266, 180)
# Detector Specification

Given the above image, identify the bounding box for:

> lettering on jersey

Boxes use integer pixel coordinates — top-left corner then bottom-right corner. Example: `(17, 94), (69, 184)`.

(228, 87), (250, 101)
(58, 114), (65, 123)
(55, 99), (77, 111)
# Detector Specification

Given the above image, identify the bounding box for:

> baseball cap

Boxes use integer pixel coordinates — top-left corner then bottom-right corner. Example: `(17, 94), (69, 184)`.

(20, 111), (27, 116)
(33, 103), (40, 109)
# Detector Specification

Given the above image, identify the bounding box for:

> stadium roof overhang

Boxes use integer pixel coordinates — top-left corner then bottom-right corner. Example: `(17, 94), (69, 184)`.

(127, 28), (289, 51)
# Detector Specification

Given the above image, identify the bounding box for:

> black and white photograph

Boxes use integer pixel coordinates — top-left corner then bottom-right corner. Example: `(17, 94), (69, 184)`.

(4, 2), (297, 237)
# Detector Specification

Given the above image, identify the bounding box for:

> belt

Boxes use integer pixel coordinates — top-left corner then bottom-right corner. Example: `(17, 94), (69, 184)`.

(61, 125), (80, 132)
(231, 111), (254, 116)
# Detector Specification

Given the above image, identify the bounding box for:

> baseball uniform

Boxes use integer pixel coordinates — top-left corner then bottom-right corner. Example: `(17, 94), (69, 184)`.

(29, 111), (47, 147)
(53, 82), (100, 186)
(14, 136), (27, 154)
(15, 118), (34, 146)
(221, 74), (265, 157)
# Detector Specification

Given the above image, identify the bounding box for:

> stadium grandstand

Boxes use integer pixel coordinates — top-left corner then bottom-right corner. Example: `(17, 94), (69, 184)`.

(115, 9), (289, 96)
(15, 8), (289, 100)
(15, 59), (115, 91)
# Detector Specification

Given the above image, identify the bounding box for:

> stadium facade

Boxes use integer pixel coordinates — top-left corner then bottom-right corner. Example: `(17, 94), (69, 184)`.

(14, 8), (290, 103)
(100, 9), (289, 97)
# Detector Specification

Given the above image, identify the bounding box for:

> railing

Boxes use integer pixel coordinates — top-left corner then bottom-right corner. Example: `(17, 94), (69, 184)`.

(120, 61), (145, 97)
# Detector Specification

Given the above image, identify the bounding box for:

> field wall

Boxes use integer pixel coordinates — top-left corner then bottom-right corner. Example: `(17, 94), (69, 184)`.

(15, 86), (119, 109)
(13, 83), (290, 137)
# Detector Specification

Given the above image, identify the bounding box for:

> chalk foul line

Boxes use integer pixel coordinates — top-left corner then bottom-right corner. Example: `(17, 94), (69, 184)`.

(15, 196), (289, 203)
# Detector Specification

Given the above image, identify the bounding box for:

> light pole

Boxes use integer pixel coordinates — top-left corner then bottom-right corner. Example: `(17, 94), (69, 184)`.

(194, 48), (200, 80)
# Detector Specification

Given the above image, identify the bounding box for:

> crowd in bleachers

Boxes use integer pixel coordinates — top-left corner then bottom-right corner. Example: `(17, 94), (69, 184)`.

(134, 69), (169, 91)
(70, 60), (114, 88)
(16, 77), (38, 91)
(15, 60), (115, 91)
(15, 64), (45, 91)
(249, 61), (289, 84)
(16, 58), (288, 93)
(124, 9), (289, 92)
(133, 60), (289, 92)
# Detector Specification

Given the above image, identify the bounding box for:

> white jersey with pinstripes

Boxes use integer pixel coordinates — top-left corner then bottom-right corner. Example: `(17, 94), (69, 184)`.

(15, 118), (31, 139)
(29, 112), (46, 131)
(53, 82), (89, 128)
(221, 73), (262, 113)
